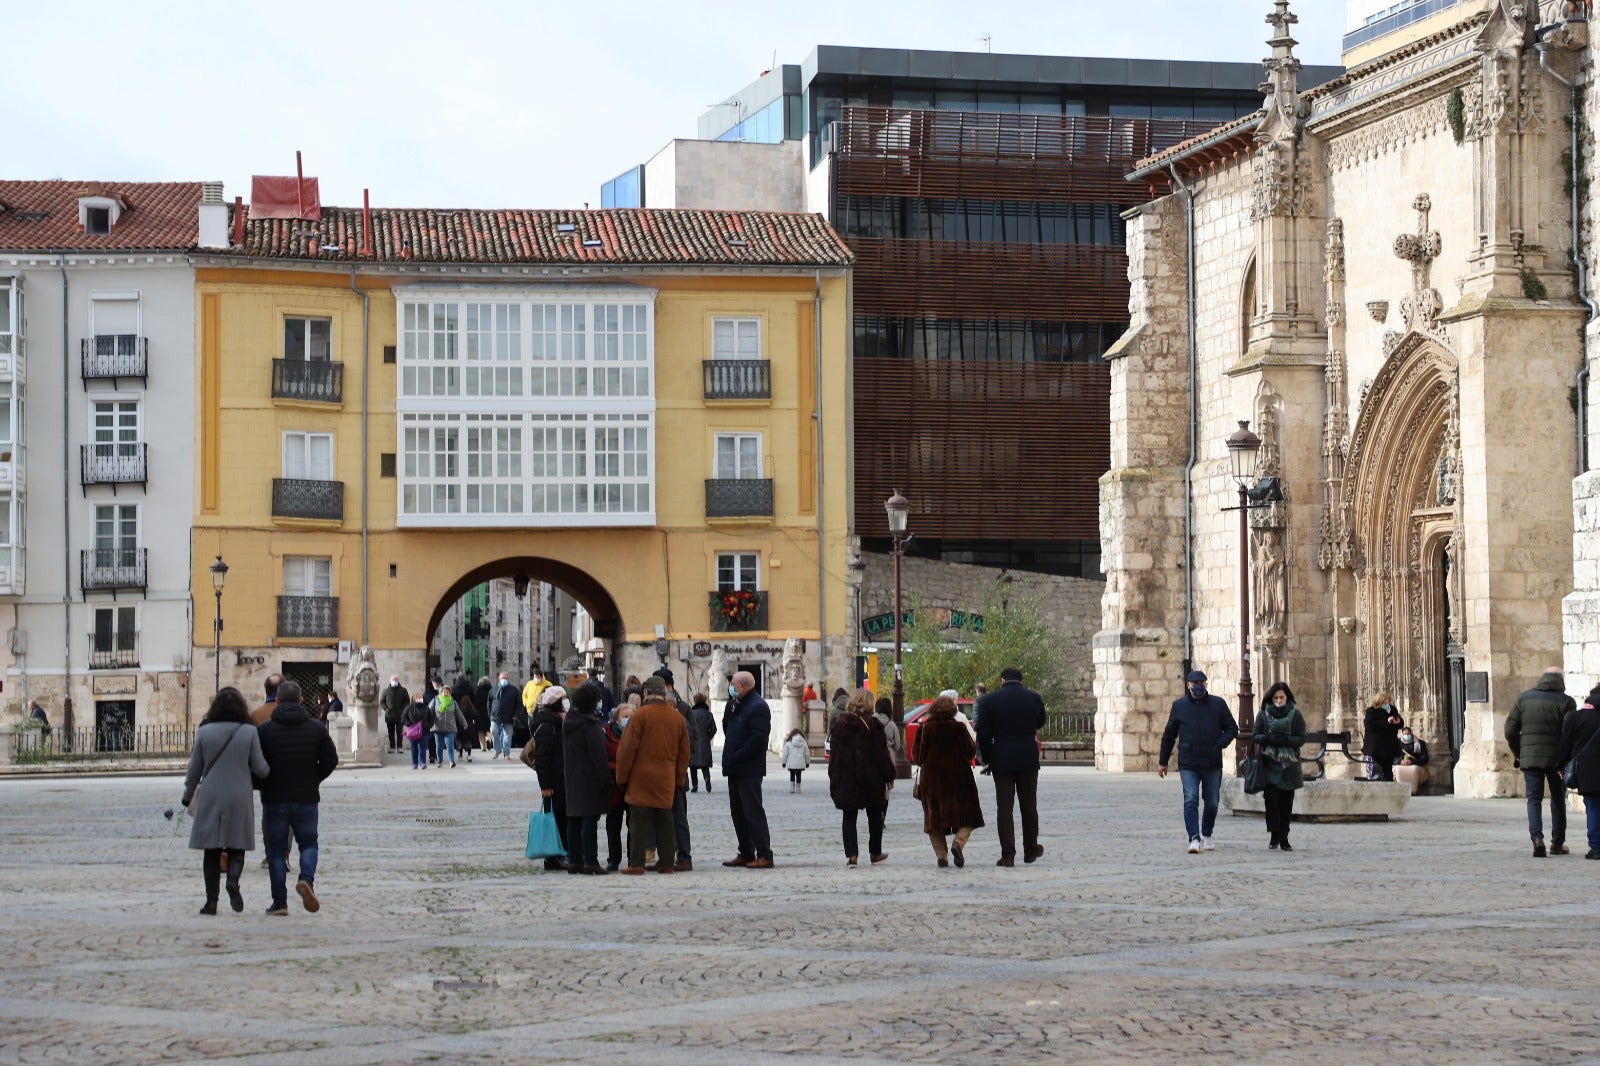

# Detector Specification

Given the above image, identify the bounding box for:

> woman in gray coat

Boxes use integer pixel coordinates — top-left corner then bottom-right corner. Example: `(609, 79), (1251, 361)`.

(182, 688), (269, 915)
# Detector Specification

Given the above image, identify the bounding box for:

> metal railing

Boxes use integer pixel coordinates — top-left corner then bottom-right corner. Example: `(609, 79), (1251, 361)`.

(81, 336), (148, 380)
(14, 724), (193, 762)
(705, 478), (774, 518)
(1041, 709), (1094, 742)
(272, 478), (344, 521)
(81, 443), (147, 486)
(271, 358), (344, 404)
(709, 589), (768, 632)
(703, 359), (771, 399)
(80, 547), (147, 592)
(278, 595), (338, 638)
(88, 638), (140, 670)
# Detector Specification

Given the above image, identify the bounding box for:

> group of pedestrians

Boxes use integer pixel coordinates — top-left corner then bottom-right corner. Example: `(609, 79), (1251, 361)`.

(181, 679), (337, 916)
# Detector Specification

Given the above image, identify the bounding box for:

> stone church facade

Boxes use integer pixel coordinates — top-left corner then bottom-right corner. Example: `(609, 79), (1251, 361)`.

(1098, 0), (1596, 797)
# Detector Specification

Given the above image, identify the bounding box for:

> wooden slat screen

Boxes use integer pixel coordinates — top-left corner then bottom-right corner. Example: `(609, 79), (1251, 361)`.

(850, 238), (1127, 320)
(853, 358), (1110, 541)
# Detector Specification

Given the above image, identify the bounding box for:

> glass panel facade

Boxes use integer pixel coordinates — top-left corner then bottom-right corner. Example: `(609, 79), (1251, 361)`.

(601, 166), (644, 209)
(854, 317), (1119, 363)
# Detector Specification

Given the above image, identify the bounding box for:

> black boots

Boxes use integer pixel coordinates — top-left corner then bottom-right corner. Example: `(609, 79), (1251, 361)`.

(200, 850), (221, 915)
(225, 850), (245, 913)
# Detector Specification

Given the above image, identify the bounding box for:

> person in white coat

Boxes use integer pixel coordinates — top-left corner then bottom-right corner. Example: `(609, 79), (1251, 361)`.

(782, 728), (811, 793)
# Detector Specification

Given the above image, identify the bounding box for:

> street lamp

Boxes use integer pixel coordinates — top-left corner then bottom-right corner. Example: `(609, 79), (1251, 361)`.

(885, 489), (912, 779)
(1225, 420), (1262, 764)
(209, 555), (229, 693)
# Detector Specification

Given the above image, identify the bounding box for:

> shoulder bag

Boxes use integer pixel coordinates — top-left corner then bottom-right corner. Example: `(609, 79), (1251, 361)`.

(187, 724), (245, 814)
(1564, 723), (1600, 782)
(1240, 752), (1265, 795)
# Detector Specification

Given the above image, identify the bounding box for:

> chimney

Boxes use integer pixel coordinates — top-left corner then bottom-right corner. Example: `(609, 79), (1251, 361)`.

(198, 181), (229, 249)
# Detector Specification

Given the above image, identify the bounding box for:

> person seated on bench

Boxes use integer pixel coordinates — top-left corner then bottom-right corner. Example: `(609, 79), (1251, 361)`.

(1392, 726), (1429, 794)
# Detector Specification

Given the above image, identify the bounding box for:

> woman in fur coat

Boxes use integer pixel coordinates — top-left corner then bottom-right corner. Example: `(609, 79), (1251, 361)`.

(909, 694), (984, 868)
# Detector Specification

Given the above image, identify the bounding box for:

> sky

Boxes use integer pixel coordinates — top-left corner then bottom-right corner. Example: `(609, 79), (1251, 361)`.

(7, 0), (1345, 212)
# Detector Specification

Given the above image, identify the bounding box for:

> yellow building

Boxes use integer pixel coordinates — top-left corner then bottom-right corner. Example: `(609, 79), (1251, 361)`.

(192, 206), (852, 728)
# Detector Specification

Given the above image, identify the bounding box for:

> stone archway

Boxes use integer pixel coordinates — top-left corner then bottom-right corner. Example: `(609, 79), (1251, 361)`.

(1339, 332), (1462, 767)
(424, 556), (625, 667)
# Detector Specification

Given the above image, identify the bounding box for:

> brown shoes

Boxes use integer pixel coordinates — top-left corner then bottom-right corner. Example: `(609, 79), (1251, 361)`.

(294, 880), (320, 913)
(870, 853), (889, 864)
(653, 863), (676, 874)
(620, 866), (646, 875)
(747, 857), (774, 869)
(1025, 844), (1045, 863)
(722, 856), (751, 867)
(674, 858), (693, 872)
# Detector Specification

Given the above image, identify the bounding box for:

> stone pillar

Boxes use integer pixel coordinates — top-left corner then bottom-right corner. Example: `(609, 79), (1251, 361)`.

(347, 702), (383, 768)
(330, 715), (355, 764)
(0, 722), (13, 766)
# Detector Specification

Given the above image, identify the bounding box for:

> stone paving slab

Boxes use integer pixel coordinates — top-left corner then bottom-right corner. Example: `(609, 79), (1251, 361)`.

(3, 761), (1600, 1064)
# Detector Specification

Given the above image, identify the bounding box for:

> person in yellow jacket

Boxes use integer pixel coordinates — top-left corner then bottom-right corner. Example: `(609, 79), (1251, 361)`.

(522, 668), (552, 715)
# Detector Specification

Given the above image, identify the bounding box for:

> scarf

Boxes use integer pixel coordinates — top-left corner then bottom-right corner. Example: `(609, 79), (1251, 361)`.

(1259, 703), (1299, 765)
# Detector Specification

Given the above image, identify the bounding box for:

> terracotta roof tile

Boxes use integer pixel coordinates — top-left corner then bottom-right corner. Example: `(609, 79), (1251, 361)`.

(0, 180), (203, 250)
(226, 207), (853, 267)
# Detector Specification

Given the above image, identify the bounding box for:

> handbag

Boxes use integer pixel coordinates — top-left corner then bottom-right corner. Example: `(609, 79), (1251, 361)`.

(1240, 754), (1265, 795)
(1564, 724), (1600, 781)
(403, 719), (424, 743)
(525, 797), (565, 860)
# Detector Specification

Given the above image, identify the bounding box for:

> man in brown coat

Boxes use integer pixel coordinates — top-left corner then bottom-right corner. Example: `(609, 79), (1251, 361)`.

(615, 675), (690, 874)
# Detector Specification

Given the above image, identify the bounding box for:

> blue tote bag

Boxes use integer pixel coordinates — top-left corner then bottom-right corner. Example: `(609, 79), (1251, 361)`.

(525, 797), (564, 860)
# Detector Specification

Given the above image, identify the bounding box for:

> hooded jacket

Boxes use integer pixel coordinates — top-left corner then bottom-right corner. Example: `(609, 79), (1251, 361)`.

(1506, 672), (1575, 771)
(254, 701), (339, 804)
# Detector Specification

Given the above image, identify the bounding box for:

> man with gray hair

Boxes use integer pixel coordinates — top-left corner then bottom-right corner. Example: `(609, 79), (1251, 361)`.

(721, 671), (774, 868)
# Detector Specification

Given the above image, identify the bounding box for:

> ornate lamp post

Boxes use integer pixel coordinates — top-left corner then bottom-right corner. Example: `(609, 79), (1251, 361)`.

(1225, 421), (1262, 763)
(209, 555), (229, 693)
(885, 489), (912, 779)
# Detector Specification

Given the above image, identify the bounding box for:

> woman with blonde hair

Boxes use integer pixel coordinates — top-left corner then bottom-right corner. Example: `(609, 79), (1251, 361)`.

(827, 689), (897, 866)
(1362, 692), (1404, 782)
(909, 694), (985, 868)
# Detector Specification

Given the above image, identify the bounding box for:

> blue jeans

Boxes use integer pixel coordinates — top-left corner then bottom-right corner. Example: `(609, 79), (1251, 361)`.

(1586, 795), (1600, 853)
(490, 720), (512, 756)
(436, 733), (457, 763)
(262, 802), (319, 907)
(1524, 768), (1567, 845)
(409, 737), (429, 768)
(1179, 768), (1222, 842)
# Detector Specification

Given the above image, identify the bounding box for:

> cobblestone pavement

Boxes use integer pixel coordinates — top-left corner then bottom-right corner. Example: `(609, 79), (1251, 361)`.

(4, 761), (1600, 1064)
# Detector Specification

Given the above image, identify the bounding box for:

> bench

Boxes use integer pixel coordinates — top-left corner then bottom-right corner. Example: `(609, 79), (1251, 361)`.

(1224, 731), (1411, 821)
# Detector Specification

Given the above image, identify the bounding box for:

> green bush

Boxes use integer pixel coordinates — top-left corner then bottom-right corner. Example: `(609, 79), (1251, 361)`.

(898, 580), (1073, 709)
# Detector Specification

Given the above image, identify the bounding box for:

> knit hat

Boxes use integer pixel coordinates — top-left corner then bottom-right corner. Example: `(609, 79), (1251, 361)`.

(641, 675), (668, 695)
(538, 686), (567, 707)
(652, 667), (675, 686)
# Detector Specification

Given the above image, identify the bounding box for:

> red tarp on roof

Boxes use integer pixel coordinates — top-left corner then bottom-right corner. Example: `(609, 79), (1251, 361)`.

(249, 176), (321, 220)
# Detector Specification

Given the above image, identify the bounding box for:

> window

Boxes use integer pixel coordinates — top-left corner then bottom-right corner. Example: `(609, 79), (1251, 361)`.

(0, 383), (12, 445)
(464, 303), (522, 397)
(284, 316), (332, 361)
(93, 605), (137, 653)
(712, 318), (761, 360)
(91, 400), (140, 457)
(90, 296), (139, 357)
(84, 207), (111, 236)
(713, 433), (762, 479)
(0, 279), (15, 356)
(283, 556), (332, 597)
(716, 552), (759, 592)
(283, 431), (333, 480)
(0, 496), (13, 570)
(94, 503), (138, 554)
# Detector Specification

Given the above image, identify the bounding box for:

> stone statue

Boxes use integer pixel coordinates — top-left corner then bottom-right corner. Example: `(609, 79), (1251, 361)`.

(342, 645), (383, 766)
(346, 645), (380, 706)
(706, 648), (731, 700)
(781, 637), (805, 697)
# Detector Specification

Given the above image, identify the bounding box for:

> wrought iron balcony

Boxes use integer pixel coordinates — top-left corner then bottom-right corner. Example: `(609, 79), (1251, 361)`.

(81, 336), (148, 381)
(705, 478), (774, 518)
(703, 359), (771, 399)
(81, 444), (147, 486)
(272, 358), (344, 404)
(89, 637), (140, 670)
(272, 478), (344, 521)
(709, 589), (768, 632)
(81, 548), (147, 592)
(278, 595), (338, 638)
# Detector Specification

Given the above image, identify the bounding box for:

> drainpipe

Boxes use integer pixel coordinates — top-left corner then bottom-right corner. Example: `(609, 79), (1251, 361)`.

(350, 267), (370, 645)
(1168, 164), (1199, 675)
(814, 268), (826, 688)
(59, 256), (74, 735)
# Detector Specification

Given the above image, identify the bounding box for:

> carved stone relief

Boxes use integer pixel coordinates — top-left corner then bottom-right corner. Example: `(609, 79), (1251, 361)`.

(1394, 194), (1447, 343)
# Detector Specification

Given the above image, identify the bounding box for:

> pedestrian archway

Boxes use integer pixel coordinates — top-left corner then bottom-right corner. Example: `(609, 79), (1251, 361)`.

(424, 556), (624, 672)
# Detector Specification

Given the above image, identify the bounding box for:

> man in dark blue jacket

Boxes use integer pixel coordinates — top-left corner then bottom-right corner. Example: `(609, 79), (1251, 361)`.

(255, 680), (339, 914)
(489, 672), (521, 759)
(1158, 670), (1239, 854)
(721, 670), (774, 868)
(975, 666), (1047, 866)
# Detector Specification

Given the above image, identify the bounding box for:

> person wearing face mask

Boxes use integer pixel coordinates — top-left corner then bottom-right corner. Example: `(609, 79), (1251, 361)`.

(721, 671), (775, 868)
(1362, 693), (1405, 782)
(1158, 670), (1240, 854)
(1393, 724), (1431, 794)
(602, 702), (633, 872)
(1251, 682), (1306, 851)
(380, 675), (410, 754)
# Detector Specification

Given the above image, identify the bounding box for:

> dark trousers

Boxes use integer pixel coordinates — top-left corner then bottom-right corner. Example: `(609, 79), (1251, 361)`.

(672, 786), (692, 859)
(841, 805), (886, 859)
(992, 770), (1039, 858)
(1263, 785), (1295, 842)
(545, 795), (569, 867)
(727, 775), (772, 860)
(605, 799), (629, 866)
(628, 805), (676, 868)
(566, 815), (599, 869)
(691, 767), (712, 791)
(1525, 767), (1567, 845)
(385, 720), (404, 750)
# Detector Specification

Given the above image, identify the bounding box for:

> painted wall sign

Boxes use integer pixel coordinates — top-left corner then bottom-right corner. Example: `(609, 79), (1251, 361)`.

(861, 608), (984, 640)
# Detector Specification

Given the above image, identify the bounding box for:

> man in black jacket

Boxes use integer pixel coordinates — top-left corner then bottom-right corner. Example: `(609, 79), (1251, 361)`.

(489, 672), (520, 759)
(1506, 666), (1576, 857)
(975, 666), (1047, 867)
(722, 671), (774, 868)
(1158, 670), (1239, 855)
(522, 687), (569, 870)
(380, 675), (410, 753)
(255, 680), (339, 915)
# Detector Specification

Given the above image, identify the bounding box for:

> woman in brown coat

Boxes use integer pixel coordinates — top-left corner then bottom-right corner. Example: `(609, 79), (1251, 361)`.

(910, 694), (985, 868)
(828, 689), (898, 867)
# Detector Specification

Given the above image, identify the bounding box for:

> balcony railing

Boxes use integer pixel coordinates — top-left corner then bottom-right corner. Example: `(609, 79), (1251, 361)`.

(709, 589), (768, 632)
(278, 595), (338, 638)
(89, 638), (140, 670)
(272, 358), (344, 404)
(81, 444), (147, 486)
(705, 478), (774, 518)
(272, 478), (344, 521)
(81, 548), (147, 592)
(81, 336), (148, 381)
(703, 359), (771, 399)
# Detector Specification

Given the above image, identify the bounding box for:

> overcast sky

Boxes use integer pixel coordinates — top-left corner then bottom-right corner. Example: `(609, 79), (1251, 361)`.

(8, 0), (1343, 211)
